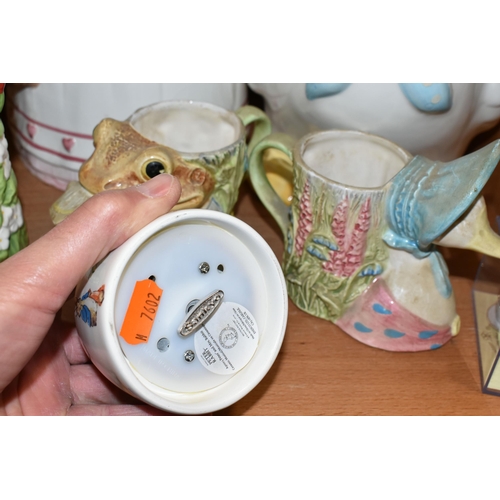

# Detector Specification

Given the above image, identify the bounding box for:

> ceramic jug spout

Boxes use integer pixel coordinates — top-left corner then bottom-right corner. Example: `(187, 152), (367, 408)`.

(436, 196), (500, 259)
(469, 226), (500, 259)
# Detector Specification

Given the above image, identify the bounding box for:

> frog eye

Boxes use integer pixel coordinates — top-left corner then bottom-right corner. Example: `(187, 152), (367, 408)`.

(143, 161), (166, 179)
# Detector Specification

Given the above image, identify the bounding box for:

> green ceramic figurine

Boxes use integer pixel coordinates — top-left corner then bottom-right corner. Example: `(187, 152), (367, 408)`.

(0, 84), (28, 261)
(50, 101), (271, 224)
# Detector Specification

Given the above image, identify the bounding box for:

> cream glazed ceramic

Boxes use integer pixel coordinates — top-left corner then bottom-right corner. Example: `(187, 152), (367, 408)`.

(50, 100), (271, 224)
(249, 129), (500, 352)
(74, 210), (288, 415)
(10, 83), (248, 189)
(248, 83), (500, 161)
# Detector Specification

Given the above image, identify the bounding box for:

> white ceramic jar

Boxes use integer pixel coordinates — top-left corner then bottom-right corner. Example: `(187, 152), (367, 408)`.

(10, 83), (248, 189)
(74, 209), (288, 415)
(249, 83), (500, 161)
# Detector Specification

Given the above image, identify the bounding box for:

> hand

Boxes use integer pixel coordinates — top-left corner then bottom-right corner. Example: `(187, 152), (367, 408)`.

(0, 174), (181, 415)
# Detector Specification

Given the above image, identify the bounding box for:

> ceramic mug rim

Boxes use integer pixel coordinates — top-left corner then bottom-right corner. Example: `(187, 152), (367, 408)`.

(77, 209), (288, 415)
(293, 129), (413, 192)
(127, 100), (246, 158)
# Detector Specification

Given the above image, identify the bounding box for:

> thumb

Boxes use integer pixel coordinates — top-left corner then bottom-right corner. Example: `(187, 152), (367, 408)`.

(0, 173), (181, 390)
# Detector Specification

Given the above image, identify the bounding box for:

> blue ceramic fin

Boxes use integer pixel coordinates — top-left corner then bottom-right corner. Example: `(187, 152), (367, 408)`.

(383, 140), (500, 297)
(399, 83), (452, 112)
(306, 83), (351, 100)
(385, 140), (500, 251)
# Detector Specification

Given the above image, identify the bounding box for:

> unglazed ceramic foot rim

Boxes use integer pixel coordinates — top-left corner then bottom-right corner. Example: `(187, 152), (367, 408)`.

(76, 210), (288, 415)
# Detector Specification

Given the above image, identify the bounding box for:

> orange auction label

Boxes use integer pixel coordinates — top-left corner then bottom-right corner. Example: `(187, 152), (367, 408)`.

(119, 279), (163, 345)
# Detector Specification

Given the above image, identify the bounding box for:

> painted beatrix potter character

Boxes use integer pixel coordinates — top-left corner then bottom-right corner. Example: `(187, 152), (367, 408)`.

(249, 129), (500, 352)
(76, 285), (105, 327)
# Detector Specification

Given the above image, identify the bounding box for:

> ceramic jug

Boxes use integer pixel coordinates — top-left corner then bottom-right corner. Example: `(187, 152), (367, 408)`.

(249, 83), (500, 161)
(249, 129), (500, 352)
(0, 84), (28, 262)
(50, 100), (271, 224)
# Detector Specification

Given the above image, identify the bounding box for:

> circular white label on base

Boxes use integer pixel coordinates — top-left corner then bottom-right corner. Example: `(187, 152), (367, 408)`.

(194, 302), (259, 375)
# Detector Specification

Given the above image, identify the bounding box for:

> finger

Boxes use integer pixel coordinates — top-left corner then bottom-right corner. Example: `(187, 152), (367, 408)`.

(63, 326), (90, 365)
(67, 404), (172, 416)
(1, 329), (72, 416)
(9, 174), (181, 310)
(0, 174), (181, 391)
(43, 316), (90, 365)
(69, 364), (142, 405)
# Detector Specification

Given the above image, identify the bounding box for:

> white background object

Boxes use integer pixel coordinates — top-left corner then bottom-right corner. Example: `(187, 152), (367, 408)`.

(249, 83), (500, 161)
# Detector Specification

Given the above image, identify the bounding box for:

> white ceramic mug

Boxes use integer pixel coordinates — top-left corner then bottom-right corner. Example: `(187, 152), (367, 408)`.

(74, 209), (288, 415)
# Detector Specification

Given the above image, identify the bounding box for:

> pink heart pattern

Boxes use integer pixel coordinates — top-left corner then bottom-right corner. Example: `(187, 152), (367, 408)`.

(62, 137), (76, 152)
(27, 123), (37, 138)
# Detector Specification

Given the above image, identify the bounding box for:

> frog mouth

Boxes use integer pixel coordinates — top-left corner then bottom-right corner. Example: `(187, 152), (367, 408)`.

(172, 193), (205, 211)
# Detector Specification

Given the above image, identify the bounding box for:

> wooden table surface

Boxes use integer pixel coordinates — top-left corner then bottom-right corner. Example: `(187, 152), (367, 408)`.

(11, 125), (500, 416)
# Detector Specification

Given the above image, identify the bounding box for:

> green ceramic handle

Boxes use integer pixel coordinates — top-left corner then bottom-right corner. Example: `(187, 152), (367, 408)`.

(248, 132), (295, 236)
(235, 105), (272, 155)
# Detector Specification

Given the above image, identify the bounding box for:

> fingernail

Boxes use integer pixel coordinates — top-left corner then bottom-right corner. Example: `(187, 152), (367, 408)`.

(136, 174), (175, 198)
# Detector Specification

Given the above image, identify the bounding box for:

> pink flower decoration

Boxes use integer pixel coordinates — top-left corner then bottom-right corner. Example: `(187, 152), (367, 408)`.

(342, 198), (371, 277)
(323, 196), (349, 275)
(295, 180), (313, 256)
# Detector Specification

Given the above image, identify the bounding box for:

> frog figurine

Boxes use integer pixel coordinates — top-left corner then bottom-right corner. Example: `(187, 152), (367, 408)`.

(50, 118), (216, 224)
(0, 84), (28, 260)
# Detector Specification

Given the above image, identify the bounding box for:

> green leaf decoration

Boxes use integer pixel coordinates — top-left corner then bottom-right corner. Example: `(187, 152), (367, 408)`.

(8, 225), (28, 257)
(0, 163), (6, 202)
(2, 170), (20, 207)
(188, 141), (244, 214)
